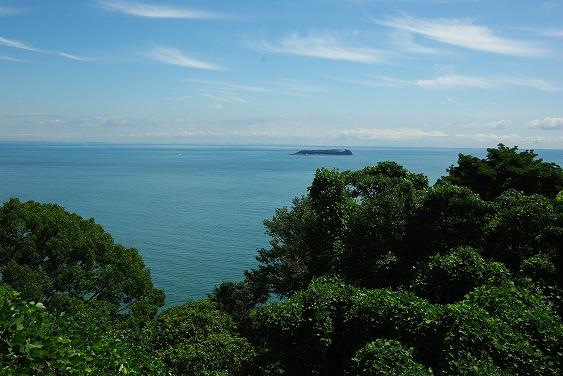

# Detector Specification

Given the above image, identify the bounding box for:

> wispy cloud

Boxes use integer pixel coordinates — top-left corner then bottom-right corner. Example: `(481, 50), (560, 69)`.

(56, 51), (96, 62)
(335, 127), (448, 140)
(388, 30), (439, 54)
(416, 74), (559, 91)
(255, 31), (387, 63)
(417, 74), (493, 89)
(0, 6), (20, 16)
(374, 16), (549, 57)
(337, 73), (559, 91)
(0, 36), (94, 62)
(96, 0), (223, 19)
(0, 55), (30, 63)
(0, 36), (42, 52)
(528, 116), (563, 130)
(336, 75), (413, 88)
(149, 47), (221, 70)
(454, 132), (524, 143)
(521, 27), (563, 39)
(270, 78), (329, 97)
(461, 120), (513, 130)
(188, 79), (270, 93)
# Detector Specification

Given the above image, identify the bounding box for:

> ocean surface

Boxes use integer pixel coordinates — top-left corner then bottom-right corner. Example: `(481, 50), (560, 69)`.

(1, 143), (562, 306)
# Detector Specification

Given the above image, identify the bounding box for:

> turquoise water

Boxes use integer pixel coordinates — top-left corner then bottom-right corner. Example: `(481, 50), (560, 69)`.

(1, 143), (561, 306)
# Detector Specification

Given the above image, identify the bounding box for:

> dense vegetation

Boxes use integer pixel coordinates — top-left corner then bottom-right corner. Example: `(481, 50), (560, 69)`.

(1, 144), (562, 375)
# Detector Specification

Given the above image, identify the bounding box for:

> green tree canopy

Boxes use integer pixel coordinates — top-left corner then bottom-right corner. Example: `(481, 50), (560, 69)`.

(0, 284), (166, 375)
(153, 300), (256, 376)
(252, 278), (562, 376)
(0, 198), (164, 318)
(245, 147), (561, 299)
(346, 339), (432, 376)
(440, 144), (563, 199)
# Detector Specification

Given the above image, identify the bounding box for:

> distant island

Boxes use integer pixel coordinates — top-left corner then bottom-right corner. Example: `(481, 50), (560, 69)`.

(292, 149), (353, 156)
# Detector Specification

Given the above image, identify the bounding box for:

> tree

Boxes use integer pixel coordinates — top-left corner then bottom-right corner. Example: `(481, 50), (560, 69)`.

(209, 280), (267, 334)
(441, 144), (563, 199)
(246, 162), (429, 297)
(411, 246), (510, 303)
(153, 300), (256, 376)
(346, 339), (431, 376)
(483, 190), (561, 271)
(0, 284), (166, 375)
(251, 278), (562, 376)
(409, 184), (489, 257)
(0, 198), (164, 318)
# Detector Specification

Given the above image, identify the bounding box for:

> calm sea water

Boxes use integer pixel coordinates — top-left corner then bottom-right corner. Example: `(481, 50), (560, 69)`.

(1, 143), (561, 306)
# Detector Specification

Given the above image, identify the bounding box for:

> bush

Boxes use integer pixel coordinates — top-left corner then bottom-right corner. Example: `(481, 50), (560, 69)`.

(441, 144), (563, 199)
(0, 284), (166, 375)
(484, 190), (561, 270)
(409, 184), (489, 257)
(346, 339), (432, 376)
(411, 246), (510, 303)
(154, 300), (256, 375)
(0, 198), (164, 318)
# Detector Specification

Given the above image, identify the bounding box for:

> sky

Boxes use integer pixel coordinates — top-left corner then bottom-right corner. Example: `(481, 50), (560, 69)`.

(1, 0), (562, 147)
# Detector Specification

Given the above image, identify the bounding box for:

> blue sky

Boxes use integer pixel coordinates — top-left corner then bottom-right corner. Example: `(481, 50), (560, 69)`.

(1, 0), (562, 147)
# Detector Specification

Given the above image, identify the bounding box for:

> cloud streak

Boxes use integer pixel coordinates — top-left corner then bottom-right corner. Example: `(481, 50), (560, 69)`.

(0, 36), (93, 62)
(416, 74), (559, 91)
(256, 31), (387, 63)
(0, 6), (19, 16)
(374, 16), (549, 57)
(0, 36), (42, 52)
(528, 117), (563, 130)
(96, 0), (223, 19)
(336, 127), (448, 139)
(149, 47), (221, 70)
(0, 55), (30, 63)
(338, 73), (559, 91)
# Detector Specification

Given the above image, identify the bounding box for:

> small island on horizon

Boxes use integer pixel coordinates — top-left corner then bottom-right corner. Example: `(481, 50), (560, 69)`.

(292, 149), (353, 156)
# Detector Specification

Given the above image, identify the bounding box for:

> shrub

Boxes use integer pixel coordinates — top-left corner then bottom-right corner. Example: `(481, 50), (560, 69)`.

(346, 339), (432, 376)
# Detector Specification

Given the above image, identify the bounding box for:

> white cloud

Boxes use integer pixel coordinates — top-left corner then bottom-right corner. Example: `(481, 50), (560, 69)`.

(336, 75), (413, 88)
(270, 79), (329, 96)
(454, 132), (523, 143)
(149, 47), (221, 70)
(0, 36), (42, 52)
(96, 0), (223, 19)
(0, 55), (30, 63)
(484, 120), (512, 130)
(339, 73), (559, 91)
(388, 30), (439, 54)
(417, 75), (492, 89)
(374, 16), (549, 57)
(336, 127), (448, 139)
(528, 117), (563, 130)
(188, 79), (270, 93)
(0, 36), (95, 62)
(522, 28), (563, 39)
(416, 74), (559, 91)
(56, 51), (95, 62)
(256, 31), (387, 63)
(0, 6), (19, 15)
(461, 120), (512, 130)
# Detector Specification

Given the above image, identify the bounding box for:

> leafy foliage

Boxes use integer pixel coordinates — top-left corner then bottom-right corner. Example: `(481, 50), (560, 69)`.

(346, 339), (432, 376)
(0, 198), (164, 318)
(0, 284), (165, 375)
(483, 190), (561, 270)
(154, 300), (256, 375)
(440, 144), (563, 199)
(252, 278), (562, 376)
(411, 246), (510, 303)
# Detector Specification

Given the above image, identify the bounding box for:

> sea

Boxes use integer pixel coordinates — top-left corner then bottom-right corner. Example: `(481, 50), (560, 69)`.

(1, 143), (562, 306)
